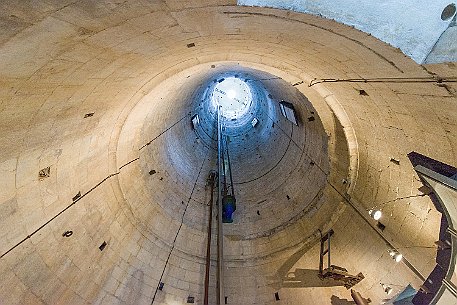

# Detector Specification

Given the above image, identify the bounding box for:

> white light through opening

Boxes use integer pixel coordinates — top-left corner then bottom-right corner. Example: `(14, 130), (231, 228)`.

(212, 77), (252, 119)
(227, 90), (236, 99)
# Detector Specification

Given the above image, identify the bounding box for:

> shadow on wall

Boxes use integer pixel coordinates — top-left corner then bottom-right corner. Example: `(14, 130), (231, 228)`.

(330, 295), (356, 305)
(283, 269), (344, 288)
(268, 205), (349, 290)
(266, 233), (320, 290)
(268, 243), (351, 290)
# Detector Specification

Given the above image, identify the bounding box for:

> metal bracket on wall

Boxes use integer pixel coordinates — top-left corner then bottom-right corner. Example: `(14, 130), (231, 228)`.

(318, 229), (364, 289)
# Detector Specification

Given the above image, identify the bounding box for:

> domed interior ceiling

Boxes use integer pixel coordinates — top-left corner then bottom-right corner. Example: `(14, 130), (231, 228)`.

(0, 1), (455, 305)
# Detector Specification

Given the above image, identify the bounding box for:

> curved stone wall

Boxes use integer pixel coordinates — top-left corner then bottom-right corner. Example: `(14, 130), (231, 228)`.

(0, 1), (455, 305)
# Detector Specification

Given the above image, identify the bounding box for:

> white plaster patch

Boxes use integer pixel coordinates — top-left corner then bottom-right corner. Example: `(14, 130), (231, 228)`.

(238, 0), (456, 63)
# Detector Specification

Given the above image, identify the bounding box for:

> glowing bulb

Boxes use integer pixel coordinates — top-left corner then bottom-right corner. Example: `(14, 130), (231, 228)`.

(389, 250), (403, 262)
(381, 283), (393, 295)
(227, 90), (236, 99)
(369, 209), (382, 220)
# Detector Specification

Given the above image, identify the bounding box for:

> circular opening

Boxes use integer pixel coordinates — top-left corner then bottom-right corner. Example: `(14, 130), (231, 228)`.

(212, 77), (252, 119)
(441, 3), (456, 21)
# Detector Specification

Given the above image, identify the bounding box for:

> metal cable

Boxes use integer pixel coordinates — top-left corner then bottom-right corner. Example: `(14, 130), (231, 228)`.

(1, 113), (193, 260)
(151, 153), (208, 304)
(309, 76), (457, 87)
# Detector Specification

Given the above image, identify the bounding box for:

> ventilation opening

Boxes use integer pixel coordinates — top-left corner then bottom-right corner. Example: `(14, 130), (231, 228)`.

(62, 230), (73, 237)
(441, 4), (456, 21)
(358, 89), (368, 96)
(279, 101), (298, 125)
(72, 191), (81, 202)
(390, 157), (400, 165)
(191, 114), (200, 129)
(99, 241), (107, 251)
(158, 282), (164, 290)
(275, 292), (280, 301)
(39, 166), (51, 179)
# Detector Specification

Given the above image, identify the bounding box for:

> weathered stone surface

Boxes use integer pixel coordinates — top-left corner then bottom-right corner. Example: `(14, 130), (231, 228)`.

(0, 1), (455, 305)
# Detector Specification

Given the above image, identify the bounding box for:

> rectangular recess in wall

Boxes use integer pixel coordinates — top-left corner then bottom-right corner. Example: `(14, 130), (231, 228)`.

(275, 292), (280, 301)
(72, 191), (81, 202)
(39, 166), (51, 178)
(358, 89), (368, 96)
(191, 114), (199, 129)
(390, 157), (400, 165)
(187, 43), (195, 48)
(187, 296), (195, 303)
(279, 101), (298, 126)
(99, 241), (107, 251)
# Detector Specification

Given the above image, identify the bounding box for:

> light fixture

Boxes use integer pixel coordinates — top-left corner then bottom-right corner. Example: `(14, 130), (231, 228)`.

(388, 249), (403, 262)
(381, 283), (393, 295)
(369, 209), (382, 220)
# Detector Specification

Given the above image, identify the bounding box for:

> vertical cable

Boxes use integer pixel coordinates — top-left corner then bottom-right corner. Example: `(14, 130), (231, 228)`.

(151, 155), (207, 304)
(217, 106), (225, 305)
(225, 135), (235, 197)
(204, 172), (216, 305)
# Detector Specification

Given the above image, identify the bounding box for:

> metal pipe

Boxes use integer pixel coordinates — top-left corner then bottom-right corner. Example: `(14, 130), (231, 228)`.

(221, 139), (227, 196)
(351, 289), (369, 305)
(327, 231), (331, 271)
(204, 172), (216, 305)
(216, 106), (225, 305)
(225, 136), (235, 197)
